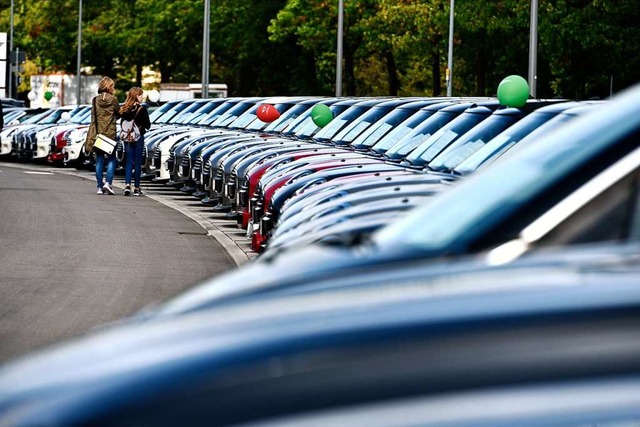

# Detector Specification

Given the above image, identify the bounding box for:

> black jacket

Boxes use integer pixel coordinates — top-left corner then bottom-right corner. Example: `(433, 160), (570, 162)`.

(121, 104), (151, 136)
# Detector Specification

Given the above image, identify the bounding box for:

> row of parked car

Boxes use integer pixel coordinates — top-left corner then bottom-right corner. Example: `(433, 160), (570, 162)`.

(1, 94), (593, 256)
(2, 83), (640, 425)
(149, 95), (603, 253)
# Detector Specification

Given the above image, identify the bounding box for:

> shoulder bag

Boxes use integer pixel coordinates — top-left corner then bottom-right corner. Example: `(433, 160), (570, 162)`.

(90, 97), (117, 155)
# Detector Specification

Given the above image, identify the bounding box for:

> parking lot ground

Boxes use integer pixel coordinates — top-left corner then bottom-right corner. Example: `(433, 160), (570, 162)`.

(0, 161), (249, 362)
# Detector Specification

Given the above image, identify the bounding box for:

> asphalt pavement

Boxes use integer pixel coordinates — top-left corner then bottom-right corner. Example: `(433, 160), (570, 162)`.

(0, 162), (252, 363)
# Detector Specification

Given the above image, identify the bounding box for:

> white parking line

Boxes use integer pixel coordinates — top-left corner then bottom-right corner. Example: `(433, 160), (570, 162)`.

(23, 171), (55, 175)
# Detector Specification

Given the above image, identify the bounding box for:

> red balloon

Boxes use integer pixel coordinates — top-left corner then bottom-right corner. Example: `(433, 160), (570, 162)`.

(256, 103), (281, 122)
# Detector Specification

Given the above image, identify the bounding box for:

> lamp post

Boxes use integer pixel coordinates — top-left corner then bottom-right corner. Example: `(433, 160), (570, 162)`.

(446, 0), (454, 96)
(528, 0), (538, 98)
(77, 0), (82, 104)
(202, 0), (210, 98)
(9, 0), (14, 99)
(335, 0), (343, 97)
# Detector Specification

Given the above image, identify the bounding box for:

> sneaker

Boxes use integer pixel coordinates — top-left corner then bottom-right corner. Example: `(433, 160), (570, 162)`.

(133, 187), (144, 196)
(96, 188), (103, 195)
(103, 182), (115, 195)
(123, 185), (131, 196)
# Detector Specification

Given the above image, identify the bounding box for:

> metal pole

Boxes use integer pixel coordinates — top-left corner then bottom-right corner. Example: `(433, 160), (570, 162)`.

(77, 0), (82, 104)
(202, 0), (210, 98)
(528, 0), (538, 98)
(9, 0), (14, 99)
(446, 0), (454, 96)
(335, 0), (343, 97)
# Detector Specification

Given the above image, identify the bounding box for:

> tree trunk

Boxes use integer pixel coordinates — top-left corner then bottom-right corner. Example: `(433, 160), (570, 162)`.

(136, 63), (142, 87)
(476, 46), (487, 96)
(431, 49), (441, 96)
(386, 51), (399, 96)
(344, 50), (356, 96)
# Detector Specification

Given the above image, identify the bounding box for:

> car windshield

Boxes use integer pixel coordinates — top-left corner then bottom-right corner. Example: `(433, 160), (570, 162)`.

(210, 100), (258, 128)
(172, 101), (209, 124)
(262, 103), (313, 133)
(405, 110), (491, 166)
(370, 109), (438, 154)
(198, 100), (240, 126)
(149, 102), (178, 123)
(351, 108), (418, 149)
(454, 110), (570, 175)
(313, 106), (370, 141)
(243, 101), (299, 131)
(331, 106), (396, 144)
(3, 110), (22, 122)
(187, 100), (225, 125)
(384, 110), (460, 159)
(229, 108), (261, 129)
(71, 109), (92, 124)
(40, 111), (65, 124)
(156, 102), (191, 124)
(290, 104), (352, 138)
(373, 98), (632, 254)
(428, 114), (521, 171)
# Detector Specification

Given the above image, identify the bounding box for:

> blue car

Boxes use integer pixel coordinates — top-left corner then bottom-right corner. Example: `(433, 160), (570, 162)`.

(1, 241), (640, 426)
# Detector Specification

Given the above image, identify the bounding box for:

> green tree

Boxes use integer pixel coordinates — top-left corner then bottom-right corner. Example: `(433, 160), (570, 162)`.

(1, 0), (639, 99)
(541, 0), (640, 99)
(269, 0), (382, 96)
(359, 0), (449, 96)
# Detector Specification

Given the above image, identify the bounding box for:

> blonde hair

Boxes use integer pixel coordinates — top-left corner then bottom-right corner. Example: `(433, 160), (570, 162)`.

(97, 76), (115, 94)
(121, 87), (143, 114)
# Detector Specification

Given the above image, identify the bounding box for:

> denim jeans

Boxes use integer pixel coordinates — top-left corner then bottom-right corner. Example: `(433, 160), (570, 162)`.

(95, 149), (117, 188)
(124, 135), (144, 188)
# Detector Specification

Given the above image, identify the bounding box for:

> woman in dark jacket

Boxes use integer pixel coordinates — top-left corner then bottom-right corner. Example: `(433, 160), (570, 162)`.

(119, 87), (151, 196)
(85, 76), (120, 195)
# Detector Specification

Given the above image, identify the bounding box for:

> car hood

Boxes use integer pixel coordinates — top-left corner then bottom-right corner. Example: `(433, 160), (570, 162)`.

(1, 243), (640, 426)
(145, 239), (640, 319)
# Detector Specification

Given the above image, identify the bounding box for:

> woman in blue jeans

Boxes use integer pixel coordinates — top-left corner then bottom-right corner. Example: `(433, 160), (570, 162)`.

(84, 76), (120, 195)
(120, 87), (151, 196)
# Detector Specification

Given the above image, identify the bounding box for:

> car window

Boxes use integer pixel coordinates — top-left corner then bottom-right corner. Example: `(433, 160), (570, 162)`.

(530, 150), (640, 248)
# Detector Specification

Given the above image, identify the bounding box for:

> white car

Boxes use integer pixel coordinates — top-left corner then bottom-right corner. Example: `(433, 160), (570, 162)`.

(33, 126), (61, 160)
(152, 129), (208, 181)
(62, 126), (90, 166)
(0, 126), (21, 156)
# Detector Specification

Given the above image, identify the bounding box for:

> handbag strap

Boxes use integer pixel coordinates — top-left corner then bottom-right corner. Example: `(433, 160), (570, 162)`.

(92, 96), (100, 134)
(132, 104), (141, 122)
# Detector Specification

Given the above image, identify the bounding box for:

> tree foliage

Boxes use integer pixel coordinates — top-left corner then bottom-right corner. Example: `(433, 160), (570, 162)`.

(0, 0), (638, 99)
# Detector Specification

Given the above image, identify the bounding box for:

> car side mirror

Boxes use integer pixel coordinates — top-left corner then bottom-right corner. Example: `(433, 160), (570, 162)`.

(61, 112), (72, 122)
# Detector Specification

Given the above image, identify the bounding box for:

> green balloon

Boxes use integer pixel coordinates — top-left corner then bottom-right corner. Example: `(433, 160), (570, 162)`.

(497, 75), (529, 107)
(44, 91), (53, 101)
(311, 104), (333, 127)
